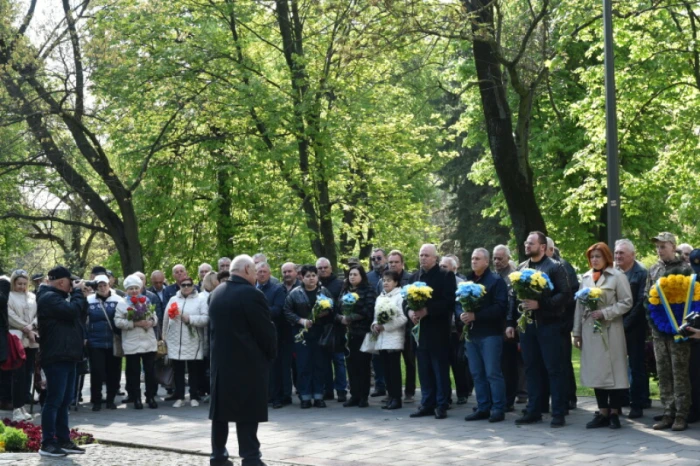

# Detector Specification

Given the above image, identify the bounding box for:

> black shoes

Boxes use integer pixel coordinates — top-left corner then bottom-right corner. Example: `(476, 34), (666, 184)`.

(39, 444), (67, 457)
(122, 397), (133, 404)
(272, 401), (284, 409)
(323, 392), (334, 401)
(370, 390), (386, 398)
(91, 403), (101, 412)
(568, 400), (577, 410)
(465, 411), (490, 421)
(147, 398), (158, 409)
(313, 399), (326, 408)
(164, 394), (178, 402)
(515, 413), (542, 425)
(550, 416), (566, 428)
(343, 397), (360, 407)
(358, 398), (369, 408)
(628, 408), (643, 419)
(58, 441), (86, 454)
(410, 406), (434, 418)
(609, 414), (621, 429)
(456, 397), (468, 405)
(505, 405), (515, 413)
(300, 400), (312, 409)
(383, 399), (402, 410)
(105, 401), (117, 410)
(586, 414), (610, 429)
(337, 391), (347, 403)
(435, 407), (447, 419)
(134, 399), (143, 410)
(489, 413), (505, 423)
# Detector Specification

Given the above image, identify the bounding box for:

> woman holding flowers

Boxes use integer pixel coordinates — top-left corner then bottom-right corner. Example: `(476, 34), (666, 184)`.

(337, 264), (377, 408)
(573, 242), (632, 429)
(283, 265), (333, 409)
(115, 274), (158, 410)
(163, 276), (209, 407)
(368, 270), (407, 410)
(85, 275), (125, 411)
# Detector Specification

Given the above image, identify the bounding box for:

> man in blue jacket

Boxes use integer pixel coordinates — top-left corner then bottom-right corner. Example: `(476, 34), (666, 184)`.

(37, 266), (88, 457)
(459, 248), (508, 422)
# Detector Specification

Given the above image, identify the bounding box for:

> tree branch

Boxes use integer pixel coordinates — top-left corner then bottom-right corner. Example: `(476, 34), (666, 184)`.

(0, 213), (109, 234)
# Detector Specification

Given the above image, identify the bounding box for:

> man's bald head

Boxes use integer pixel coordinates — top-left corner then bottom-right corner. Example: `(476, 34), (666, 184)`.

(232, 255), (256, 285)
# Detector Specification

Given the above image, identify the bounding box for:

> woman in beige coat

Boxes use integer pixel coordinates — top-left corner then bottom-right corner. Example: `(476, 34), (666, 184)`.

(573, 242), (632, 430)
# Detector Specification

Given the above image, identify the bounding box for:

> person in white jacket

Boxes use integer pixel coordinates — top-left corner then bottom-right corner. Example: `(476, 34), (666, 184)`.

(162, 276), (209, 407)
(115, 275), (159, 410)
(7, 270), (38, 421)
(369, 270), (407, 410)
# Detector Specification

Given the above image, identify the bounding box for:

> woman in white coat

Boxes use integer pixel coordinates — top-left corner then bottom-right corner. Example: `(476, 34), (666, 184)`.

(163, 276), (209, 407)
(573, 242), (632, 429)
(115, 275), (158, 410)
(7, 270), (38, 421)
(370, 270), (407, 410)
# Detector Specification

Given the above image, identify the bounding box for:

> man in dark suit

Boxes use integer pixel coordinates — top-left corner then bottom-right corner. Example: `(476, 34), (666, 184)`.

(407, 244), (457, 420)
(208, 255), (277, 466)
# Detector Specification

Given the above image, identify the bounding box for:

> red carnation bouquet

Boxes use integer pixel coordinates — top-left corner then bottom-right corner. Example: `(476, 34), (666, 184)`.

(127, 295), (155, 332)
(167, 302), (195, 337)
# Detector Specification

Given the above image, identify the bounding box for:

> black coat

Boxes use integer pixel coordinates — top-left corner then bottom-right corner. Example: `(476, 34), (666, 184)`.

(335, 283), (376, 337)
(408, 265), (457, 350)
(319, 274), (343, 301)
(208, 276), (277, 423)
(0, 279), (9, 363)
(37, 285), (88, 366)
(283, 286), (334, 341)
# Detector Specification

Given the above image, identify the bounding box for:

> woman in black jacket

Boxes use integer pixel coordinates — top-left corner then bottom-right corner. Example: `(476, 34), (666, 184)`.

(283, 265), (333, 409)
(337, 265), (376, 407)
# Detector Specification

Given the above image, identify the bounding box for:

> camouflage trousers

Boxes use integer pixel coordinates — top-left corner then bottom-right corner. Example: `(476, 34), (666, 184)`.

(653, 333), (691, 418)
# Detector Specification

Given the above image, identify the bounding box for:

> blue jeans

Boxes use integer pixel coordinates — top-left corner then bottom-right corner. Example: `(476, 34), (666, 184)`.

(416, 345), (451, 410)
(465, 334), (506, 415)
(626, 324), (649, 409)
(41, 362), (77, 446)
(324, 352), (347, 394)
(295, 339), (325, 400)
(520, 321), (566, 417)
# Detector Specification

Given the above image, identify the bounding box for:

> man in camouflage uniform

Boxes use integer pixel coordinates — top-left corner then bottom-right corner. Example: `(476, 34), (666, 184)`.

(646, 232), (692, 431)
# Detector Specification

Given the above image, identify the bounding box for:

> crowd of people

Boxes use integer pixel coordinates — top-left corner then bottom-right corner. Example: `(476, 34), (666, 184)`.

(3, 231), (700, 461)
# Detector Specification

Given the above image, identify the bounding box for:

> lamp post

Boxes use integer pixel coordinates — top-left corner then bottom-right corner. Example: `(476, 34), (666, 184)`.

(603, 0), (621, 249)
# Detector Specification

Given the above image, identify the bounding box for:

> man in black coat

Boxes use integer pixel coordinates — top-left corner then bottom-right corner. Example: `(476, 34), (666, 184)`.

(209, 255), (277, 466)
(407, 244), (457, 419)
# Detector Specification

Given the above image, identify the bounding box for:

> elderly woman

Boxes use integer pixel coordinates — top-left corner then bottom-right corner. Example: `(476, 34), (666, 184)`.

(7, 270), (38, 421)
(86, 274), (125, 411)
(573, 242), (632, 429)
(163, 276), (209, 407)
(115, 275), (159, 409)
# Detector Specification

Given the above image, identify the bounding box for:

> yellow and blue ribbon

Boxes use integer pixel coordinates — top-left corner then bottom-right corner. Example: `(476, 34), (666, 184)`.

(655, 274), (696, 342)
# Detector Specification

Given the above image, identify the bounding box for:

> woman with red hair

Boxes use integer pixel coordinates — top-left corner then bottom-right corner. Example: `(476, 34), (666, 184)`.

(573, 242), (633, 429)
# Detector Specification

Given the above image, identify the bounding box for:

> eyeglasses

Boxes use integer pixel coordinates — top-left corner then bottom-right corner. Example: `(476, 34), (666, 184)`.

(371, 256), (383, 261)
(181, 283), (194, 288)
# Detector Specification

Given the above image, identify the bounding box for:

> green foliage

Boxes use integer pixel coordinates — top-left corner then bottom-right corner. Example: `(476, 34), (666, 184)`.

(2, 426), (27, 452)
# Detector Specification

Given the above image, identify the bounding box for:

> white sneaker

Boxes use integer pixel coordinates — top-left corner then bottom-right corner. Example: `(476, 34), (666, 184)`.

(21, 407), (32, 420)
(172, 399), (184, 408)
(12, 408), (25, 422)
(190, 399), (199, 407)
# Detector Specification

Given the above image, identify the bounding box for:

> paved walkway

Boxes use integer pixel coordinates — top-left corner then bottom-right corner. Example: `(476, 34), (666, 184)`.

(14, 380), (696, 466)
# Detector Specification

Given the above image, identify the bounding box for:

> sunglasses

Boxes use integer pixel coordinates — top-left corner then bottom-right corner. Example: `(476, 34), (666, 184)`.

(371, 256), (383, 261)
(181, 283), (194, 288)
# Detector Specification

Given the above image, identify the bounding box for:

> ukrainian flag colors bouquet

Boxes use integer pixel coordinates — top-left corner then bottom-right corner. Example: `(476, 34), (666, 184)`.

(455, 282), (487, 341)
(648, 274), (700, 342)
(508, 268), (554, 333)
(294, 294), (334, 344)
(575, 287), (607, 350)
(401, 282), (433, 345)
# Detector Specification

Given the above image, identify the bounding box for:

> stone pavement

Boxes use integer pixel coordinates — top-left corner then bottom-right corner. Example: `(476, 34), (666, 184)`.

(11, 380), (698, 466)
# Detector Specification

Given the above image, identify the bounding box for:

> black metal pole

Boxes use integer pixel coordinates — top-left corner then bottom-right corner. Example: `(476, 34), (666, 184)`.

(603, 0), (621, 250)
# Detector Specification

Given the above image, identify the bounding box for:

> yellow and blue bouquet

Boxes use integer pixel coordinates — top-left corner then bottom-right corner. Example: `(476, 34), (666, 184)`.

(509, 268), (554, 333)
(648, 274), (700, 342)
(294, 294), (334, 344)
(575, 287), (607, 350)
(401, 282), (433, 345)
(455, 281), (487, 341)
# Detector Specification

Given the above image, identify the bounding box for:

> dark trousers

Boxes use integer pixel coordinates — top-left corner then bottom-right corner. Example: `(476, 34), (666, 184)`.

(416, 344), (451, 410)
(269, 339), (293, 402)
(689, 340), (700, 420)
(625, 325), (650, 410)
(403, 331), (416, 396)
(41, 362), (76, 445)
(126, 352), (157, 400)
(211, 420), (261, 466)
(346, 333), (371, 400)
(199, 356), (211, 396)
(295, 339), (325, 400)
(449, 331), (472, 399)
(12, 348), (37, 407)
(520, 321), (566, 417)
(173, 359), (201, 400)
(372, 353), (385, 391)
(595, 388), (625, 410)
(88, 347), (122, 404)
(561, 331), (577, 403)
(502, 338), (523, 406)
(380, 350), (402, 400)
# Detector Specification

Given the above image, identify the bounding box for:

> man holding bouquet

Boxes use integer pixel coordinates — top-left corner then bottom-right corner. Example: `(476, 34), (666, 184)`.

(407, 244), (456, 420)
(506, 231), (571, 428)
(460, 248), (508, 423)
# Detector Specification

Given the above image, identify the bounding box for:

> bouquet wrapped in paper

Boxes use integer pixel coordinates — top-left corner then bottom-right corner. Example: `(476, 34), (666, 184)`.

(455, 281), (487, 341)
(294, 295), (334, 344)
(401, 282), (433, 345)
(508, 268), (554, 333)
(575, 287), (607, 350)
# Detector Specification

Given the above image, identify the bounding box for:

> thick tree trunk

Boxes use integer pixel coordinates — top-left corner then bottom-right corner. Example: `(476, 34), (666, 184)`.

(465, 0), (547, 260)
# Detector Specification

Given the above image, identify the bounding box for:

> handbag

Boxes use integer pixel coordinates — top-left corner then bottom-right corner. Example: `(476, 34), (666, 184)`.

(154, 357), (174, 387)
(156, 339), (168, 359)
(359, 332), (378, 354)
(97, 300), (124, 357)
(318, 324), (335, 350)
(0, 333), (26, 371)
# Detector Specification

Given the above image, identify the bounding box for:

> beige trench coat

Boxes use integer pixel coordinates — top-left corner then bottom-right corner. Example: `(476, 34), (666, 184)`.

(573, 267), (632, 389)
